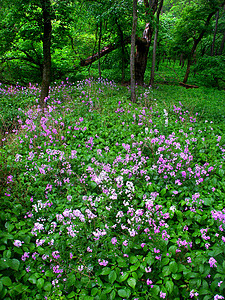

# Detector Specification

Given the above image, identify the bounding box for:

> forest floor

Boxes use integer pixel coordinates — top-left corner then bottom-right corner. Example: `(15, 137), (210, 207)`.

(0, 76), (225, 299)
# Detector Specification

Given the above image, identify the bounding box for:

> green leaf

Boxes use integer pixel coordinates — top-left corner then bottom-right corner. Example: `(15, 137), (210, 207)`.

(44, 281), (51, 292)
(162, 266), (171, 277)
(110, 290), (116, 300)
(108, 270), (117, 283)
(101, 267), (111, 275)
(28, 274), (37, 284)
(119, 272), (129, 282)
(130, 261), (140, 272)
(172, 273), (182, 280)
(165, 280), (174, 293)
(45, 270), (54, 277)
(103, 286), (113, 294)
(161, 188), (167, 196)
(162, 257), (170, 266)
(67, 274), (76, 287)
(169, 261), (178, 273)
(117, 257), (127, 267)
(91, 288), (98, 296)
(1, 277), (12, 286)
(8, 259), (20, 271)
(199, 288), (210, 295)
(0, 258), (9, 270)
(37, 278), (44, 289)
(127, 277), (136, 289)
(151, 285), (160, 295)
(130, 256), (138, 264)
(118, 289), (127, 297)
(68, 291), (76, 298)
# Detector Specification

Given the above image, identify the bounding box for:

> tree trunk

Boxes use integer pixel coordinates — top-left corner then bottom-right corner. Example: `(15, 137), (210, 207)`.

(115, 19), (126, 82)
(40, 0), (52, 108)
(150, 0), (164, 86)
(219, 30), (225, 55)
(183, 9), (217, 84)
(130, 0), (137, 103)
(98, 21), (102, 79)
(211, 10), (219, 56)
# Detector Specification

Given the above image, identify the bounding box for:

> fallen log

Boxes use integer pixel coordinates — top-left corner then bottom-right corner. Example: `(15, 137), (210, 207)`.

(179, 82), (199, 89)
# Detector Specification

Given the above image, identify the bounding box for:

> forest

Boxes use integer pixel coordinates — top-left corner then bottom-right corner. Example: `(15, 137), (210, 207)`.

(1, 0), (225, 98)
(0, 0), (225, 300)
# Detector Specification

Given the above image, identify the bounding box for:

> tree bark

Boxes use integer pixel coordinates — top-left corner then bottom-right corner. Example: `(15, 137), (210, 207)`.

(115, 19), (126, 82)
(40, 0), (52, 108)
(150, 0), (164, 86)
(183, 9), (218, 84)
(219, 30), (225, 55)
(98, 21), (102, 79)
(130, 0), (137, 103)
(135, 0), (159, 85)
(211, 10), (219, 56)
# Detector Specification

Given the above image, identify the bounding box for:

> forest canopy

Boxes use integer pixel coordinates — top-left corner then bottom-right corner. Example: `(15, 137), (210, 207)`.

(0, 0), (225, 92)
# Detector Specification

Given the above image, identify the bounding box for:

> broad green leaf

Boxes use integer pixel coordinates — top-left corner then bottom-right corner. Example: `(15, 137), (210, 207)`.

(130, 261), (140, 272)
(169, 261), (178, 273)
(127, 277), (136, 289)
(165, 280), (174, 293)
(130, 256), (138, 264)
(37, 278), (44, 289)
(108, 270), (117, 283)
(28, 274), (37, 284)
(91, 288), (98, 296)
(67, 274), (76, 287)
(0, 258), (9, 270)
(151, 285), (160, 295)
(162, 257), (170, 266)
(162, 266), (171, 277)
(119, 272), (129, 282)
(103, 286), (113, 294)
(1, 277), (12, 286)
(44, 281), (51, 292)
(110, 290), (116, 300)
(9, 259), (20, 271)
(118, 289), (127, 297)
(101, 267), (111, 275)
(68, 291), (76, 298)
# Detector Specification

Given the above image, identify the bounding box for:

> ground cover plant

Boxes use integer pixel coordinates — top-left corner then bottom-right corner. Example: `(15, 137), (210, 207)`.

(0, 79), (225, 300)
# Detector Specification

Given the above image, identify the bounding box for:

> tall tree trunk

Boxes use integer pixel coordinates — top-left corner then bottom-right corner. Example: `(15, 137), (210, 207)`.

(219, 30), (225, 55)
(130, 0), (137, 103)
(183, 9), (217, 84)
(150, 0), (164, 86)
(40, 0), (52, 108)
(115, 19), (126, 82)
(211, 10), (219, 56)
(98, 21), (102, 79)
(135, 0), (159, 85)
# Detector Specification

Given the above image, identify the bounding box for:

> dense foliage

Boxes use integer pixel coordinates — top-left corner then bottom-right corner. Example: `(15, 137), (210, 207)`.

(0, 0), (225, 88)
(0, 79), (225, 299)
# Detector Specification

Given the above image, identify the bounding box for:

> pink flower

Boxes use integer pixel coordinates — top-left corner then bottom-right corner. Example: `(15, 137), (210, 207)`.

(14, 240), (23, 247)
(111, 237), (117, 245)
(160, 291), (166, 298)
(209, 257), (217, 268)
(146, 279), (153, 287)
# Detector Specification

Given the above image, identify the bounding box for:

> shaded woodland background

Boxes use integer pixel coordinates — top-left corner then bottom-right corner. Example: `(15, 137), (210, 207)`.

(1, 0), (225, 102)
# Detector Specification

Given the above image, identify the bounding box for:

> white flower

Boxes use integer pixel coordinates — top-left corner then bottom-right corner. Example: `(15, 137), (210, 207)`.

(170, 205), (176, 212)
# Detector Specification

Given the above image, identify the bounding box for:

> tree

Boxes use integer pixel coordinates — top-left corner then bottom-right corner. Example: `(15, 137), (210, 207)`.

(40, 0), (52, 107)
(150, 0), (164, 86)
(130, 0), (138, 102)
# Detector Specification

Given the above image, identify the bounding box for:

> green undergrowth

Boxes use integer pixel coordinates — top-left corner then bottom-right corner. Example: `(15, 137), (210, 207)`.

(0, 78), (225, 300)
